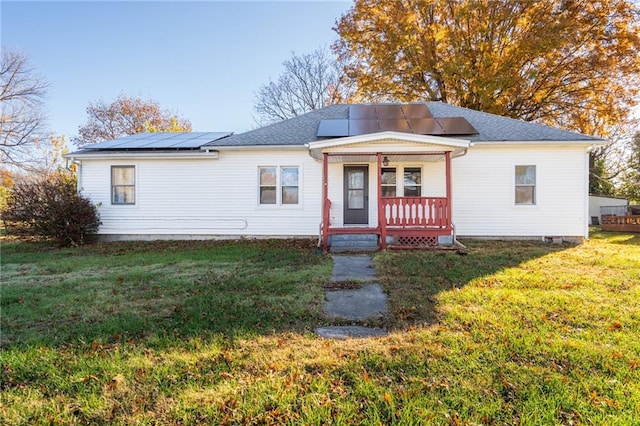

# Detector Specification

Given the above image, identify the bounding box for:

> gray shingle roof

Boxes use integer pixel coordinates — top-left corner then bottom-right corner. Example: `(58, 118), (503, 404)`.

(208, 102), (601, 147)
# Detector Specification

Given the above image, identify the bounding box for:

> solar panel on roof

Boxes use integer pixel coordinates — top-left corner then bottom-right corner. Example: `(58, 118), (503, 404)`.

(375, 105), (404, 118)
(402, 104), (433, 118)
(408, 117), (444, 135)
(349, 119), (380, 136)
(379, 118), (411, 133)
(172, 139), (212, 148)
(436, 117), (478, 135)
(317, 119), (349, 137)
(82, 132), (232, 150)
(349, 105), (377, 119)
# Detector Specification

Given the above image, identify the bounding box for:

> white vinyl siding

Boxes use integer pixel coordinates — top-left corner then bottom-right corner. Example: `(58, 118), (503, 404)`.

(452, 145), (589, 237)
(80, 150), (318, 237)
(77, 138), (591, 240)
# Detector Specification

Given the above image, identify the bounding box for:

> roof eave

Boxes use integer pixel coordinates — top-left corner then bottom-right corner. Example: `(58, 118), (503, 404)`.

(306, 131), (472, 150)
(65, 151), (220, 160)
(469, 139), (607, 147)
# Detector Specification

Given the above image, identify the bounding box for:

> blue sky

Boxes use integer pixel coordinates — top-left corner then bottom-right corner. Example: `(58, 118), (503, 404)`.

(2, 1), (351, 142)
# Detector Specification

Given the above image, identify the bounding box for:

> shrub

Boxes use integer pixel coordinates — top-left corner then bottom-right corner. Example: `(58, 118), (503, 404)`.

(1, 171), (100, 246)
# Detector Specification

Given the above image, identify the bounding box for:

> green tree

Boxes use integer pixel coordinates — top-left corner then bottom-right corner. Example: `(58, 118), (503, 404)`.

(334, 0), (640, 136)
(74, 95), (192, 145)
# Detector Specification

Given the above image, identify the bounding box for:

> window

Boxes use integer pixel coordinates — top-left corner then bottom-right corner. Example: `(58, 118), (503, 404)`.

(515, 165), (536, 205)
(259, 167), (277, 204)
(111, 166), (135, 204)
(259, 166), (299, 205)
(403, 167), (422, 196)
(281, 167), (299, 204)
(381, 168), (396, 197)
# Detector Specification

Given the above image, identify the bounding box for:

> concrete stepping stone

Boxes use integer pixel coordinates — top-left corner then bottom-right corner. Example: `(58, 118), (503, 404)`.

(316, 255), (390, 339)
(330, 255), (376, 282)
(315, 326), (388, 339)
(323, 284), (388, 321)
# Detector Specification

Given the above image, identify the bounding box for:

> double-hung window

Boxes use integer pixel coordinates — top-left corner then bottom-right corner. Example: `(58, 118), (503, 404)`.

(515, 165), (536, 205)
(111, 166), (135, 204)
(381, 168), (397, 197)
(259, 166), (299, 205)
(403, 167), (422, 196)
(380, 166), (422, 196)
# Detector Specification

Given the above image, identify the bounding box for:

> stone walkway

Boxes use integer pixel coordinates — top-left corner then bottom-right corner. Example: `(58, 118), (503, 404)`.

(315, 255), (389, 339)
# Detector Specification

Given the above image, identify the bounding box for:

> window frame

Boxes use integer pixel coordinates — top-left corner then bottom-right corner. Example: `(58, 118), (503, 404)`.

(379, 165), (424, 197)
(258, 165), (300, 206)
(111, 165), (136, 205)
(402, 166), (422, 197)
(515, 165), (536, 205)
(381, 167), (397, 197)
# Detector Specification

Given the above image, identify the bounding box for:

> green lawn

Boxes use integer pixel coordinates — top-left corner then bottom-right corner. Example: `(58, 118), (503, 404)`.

(1, 231), (639, 424)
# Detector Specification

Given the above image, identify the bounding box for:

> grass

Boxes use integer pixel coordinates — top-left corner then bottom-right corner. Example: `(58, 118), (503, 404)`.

(1, 230), (639, 424)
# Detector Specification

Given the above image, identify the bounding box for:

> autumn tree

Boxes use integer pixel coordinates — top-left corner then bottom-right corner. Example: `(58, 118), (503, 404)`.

(334, 0), (640, 135)
(0, 47), (49, 168)
(254, 47), (358, 124)
(74, 95), (192, 145)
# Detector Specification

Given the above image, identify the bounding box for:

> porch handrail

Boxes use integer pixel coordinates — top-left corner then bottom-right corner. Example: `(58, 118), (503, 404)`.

(381, 196), (450, 229)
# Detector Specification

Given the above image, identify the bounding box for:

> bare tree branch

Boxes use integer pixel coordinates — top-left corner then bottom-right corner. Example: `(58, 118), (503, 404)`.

(253, 47), (358, 125)
(0, 47), (49, 169)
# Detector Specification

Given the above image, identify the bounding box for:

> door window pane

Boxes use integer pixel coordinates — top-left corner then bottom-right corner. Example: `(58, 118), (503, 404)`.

(348, 190), (364, 209)
(348, 170), (364, 189)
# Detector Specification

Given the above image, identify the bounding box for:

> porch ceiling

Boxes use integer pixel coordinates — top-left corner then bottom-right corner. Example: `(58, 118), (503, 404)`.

(326, 153), (445, 163)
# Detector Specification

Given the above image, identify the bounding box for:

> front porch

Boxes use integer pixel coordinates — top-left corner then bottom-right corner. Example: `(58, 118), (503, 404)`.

(319, 151), (455, 251)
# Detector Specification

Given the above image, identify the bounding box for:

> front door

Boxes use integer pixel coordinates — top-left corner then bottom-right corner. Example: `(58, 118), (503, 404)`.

(344, 166), (369, 225)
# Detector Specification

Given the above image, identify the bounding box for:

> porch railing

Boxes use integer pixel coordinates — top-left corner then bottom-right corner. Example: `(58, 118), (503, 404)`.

(381, 196), (450, 229)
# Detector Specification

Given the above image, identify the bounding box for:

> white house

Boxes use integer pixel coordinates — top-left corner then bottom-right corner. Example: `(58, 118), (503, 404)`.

(67, 102), (605, 250)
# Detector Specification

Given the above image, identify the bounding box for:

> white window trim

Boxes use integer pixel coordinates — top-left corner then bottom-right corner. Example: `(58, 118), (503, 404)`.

(111, 165), (136, 206)
(257, 165), (302, 208)
(515, 165), (536, 206)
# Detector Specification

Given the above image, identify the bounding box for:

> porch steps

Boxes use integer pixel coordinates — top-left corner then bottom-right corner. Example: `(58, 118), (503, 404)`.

(329, 233), (379, 252)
